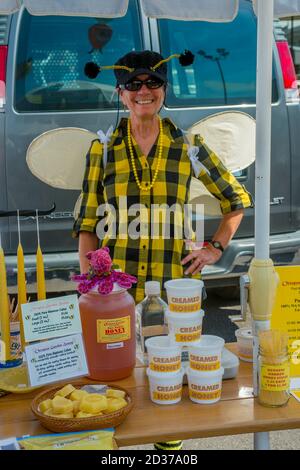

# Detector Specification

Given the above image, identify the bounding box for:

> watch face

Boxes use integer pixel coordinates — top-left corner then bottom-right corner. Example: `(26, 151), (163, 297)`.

(212, 241), (224, 252)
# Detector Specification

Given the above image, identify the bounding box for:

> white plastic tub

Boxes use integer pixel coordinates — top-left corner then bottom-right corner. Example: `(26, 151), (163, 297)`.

(145, 336), (182, 374)
(235, 328), (253, 362)
(166, 310), (204, 346)
(188, 335), (225, 372)
(164, 279), (204, 313)
(187, 367), (224, 404)
(146, 368), (184, 405)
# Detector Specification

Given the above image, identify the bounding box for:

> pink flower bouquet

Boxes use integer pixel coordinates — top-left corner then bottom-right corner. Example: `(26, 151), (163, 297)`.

(72, 247), (137, 295)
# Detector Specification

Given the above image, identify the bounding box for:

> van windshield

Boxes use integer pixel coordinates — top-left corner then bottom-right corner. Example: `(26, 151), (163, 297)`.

(159, 1), (278, 107)
(14, 1), (142, 112)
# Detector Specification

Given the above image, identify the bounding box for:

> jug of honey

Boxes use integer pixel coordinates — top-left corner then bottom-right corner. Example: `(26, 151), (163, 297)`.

(79, 285), (136, 381)
(74, 247), (137, 381)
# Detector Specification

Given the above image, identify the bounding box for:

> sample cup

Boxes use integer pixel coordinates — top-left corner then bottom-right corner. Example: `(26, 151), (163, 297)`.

(166, 310), (204, 346)
(145, 336), (181, 374)
(164, 279), (204, 313)
(235, 328), (253, 362)
(146, 367), (184, 405)
(188, 335), (225, 372)
(187, 367), (224, 404)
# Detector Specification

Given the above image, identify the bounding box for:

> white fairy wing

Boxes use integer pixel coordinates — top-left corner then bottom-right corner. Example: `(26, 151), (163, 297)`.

(187, 110), (256, 172)
(26, 127), (98, 190)
(188, 111), (256, 216)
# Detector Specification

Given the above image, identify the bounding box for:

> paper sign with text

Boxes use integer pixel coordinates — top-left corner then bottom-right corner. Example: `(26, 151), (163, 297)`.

(25, 334), (89, 387)
(21, 295), (82, 343)
(271, 266), (300, 378)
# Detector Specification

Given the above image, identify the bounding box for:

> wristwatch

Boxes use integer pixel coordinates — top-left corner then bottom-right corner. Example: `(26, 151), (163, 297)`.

(210, 240), (224, 252)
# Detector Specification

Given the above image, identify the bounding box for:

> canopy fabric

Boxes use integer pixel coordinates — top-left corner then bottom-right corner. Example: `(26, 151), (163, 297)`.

(0, 0), (300, 18)
(141, 0), (238, 22)
(0, 0), (129, 17)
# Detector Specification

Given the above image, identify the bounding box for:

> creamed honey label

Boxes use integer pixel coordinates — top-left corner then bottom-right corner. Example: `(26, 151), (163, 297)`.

(97, 317), (130, 343)
(175, 326), (202, 343)
(152, 384), (182, 401)
(189, 383), (221, 401)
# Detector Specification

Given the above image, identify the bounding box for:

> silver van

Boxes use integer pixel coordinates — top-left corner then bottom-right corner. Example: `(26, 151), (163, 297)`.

(1, 0), (299, 296)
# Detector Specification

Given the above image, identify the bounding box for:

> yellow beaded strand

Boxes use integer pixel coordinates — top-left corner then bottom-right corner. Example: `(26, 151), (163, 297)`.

(127, 117), (163, 191)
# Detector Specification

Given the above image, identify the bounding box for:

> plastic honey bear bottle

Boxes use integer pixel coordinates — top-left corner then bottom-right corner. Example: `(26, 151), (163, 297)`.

(136, 281), (168, 365)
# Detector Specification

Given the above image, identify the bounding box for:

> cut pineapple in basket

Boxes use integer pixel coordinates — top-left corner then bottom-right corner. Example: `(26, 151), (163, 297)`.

(39, 399), (53, 413)
(72, 400), (81, 415)
(79, 394), (107, 414)
(104, 397), (127, 413)
(44, 408), (73, 419)
(69, 389), (88, 401)
(52, 396), (73, 415)
(106, 388), (126, 399)
(54, 384), (76, 398)
(76, 411), (94, 418)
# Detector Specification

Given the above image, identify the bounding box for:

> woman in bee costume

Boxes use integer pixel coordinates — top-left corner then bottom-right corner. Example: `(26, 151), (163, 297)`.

(73, 49), (252, 304)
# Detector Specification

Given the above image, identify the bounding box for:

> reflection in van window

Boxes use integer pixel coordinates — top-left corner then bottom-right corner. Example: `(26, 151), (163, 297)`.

(15, 2), (142, 112)
(159, 2), (278, 107)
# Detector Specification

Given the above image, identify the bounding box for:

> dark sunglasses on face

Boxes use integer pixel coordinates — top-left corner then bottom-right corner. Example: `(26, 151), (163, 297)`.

(123, 77), (165, 91)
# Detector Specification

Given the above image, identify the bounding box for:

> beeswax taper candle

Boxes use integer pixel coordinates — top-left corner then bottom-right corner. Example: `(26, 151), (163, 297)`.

(0, 234), (11, 362)
(17, 212), (27, 349)
(36, 211), (46, 300)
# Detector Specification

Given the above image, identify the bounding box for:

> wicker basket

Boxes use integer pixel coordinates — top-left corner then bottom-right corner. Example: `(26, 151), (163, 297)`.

(31, 383), (134, 433)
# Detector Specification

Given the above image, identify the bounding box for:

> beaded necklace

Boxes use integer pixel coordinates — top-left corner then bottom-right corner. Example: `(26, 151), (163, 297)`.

(127, 117), (163, 191)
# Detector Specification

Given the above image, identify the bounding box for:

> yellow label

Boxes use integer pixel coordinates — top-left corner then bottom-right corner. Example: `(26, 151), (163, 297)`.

(189, 388), (221, 401)
(169, 303), (201, 313)
(190, 360), (221, 372)
(97, 316), (130, 344)
(150, 361), (181, 373)
(260, 363), (290, 391)
(175, 328), (201, 343)
(153, 389), (182, 401)
(271, 266), (300, 377)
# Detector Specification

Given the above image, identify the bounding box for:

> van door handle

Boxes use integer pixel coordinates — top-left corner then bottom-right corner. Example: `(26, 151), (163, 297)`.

(270, 197), (285, 206)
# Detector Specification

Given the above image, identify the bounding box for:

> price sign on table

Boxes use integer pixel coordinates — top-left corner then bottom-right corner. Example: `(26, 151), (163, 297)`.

(271, 266), (300, 380)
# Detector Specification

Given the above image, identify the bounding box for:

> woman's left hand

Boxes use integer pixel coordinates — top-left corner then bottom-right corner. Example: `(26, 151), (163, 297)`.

(181, 245), (223, 276)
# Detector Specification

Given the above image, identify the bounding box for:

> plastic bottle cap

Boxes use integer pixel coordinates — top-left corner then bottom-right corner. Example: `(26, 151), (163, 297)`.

(145, 281), (161, 296)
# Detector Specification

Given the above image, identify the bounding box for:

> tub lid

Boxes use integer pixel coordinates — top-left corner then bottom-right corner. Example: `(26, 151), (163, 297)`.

(235, 328), (253, 340)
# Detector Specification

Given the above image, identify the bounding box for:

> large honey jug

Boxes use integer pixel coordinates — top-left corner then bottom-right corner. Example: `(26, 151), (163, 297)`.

(79, 285), (136, 381)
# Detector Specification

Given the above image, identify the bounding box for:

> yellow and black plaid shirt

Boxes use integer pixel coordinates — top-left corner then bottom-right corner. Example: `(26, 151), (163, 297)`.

(73, 117), (252, 302)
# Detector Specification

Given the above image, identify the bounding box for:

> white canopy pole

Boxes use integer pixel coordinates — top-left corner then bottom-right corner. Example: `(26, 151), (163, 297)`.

(255, 0), (274, 259)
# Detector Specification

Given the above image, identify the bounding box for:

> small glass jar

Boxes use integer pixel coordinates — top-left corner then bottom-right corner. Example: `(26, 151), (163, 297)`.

(258, 345), (290, 407)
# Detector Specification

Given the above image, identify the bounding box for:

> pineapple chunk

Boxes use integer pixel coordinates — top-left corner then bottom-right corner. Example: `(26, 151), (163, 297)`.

(69, 389), (88, 401)
(72, 400), (81, 415)
(52, 395), (73, 415)
(76, 411), (93, 418)
(106, 388), (126, 399)
(79, 394), (107, 414)
(104, 397), (127, 413)
(44, 408), (73, 419)
(39, 399), (52, 413)
(54, 384), (76, 398)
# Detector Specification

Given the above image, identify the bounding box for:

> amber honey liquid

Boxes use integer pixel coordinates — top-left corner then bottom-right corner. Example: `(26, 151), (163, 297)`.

(79, 289), (136, 381)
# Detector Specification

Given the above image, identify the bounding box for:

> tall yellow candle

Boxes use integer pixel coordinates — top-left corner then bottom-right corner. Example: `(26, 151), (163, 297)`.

(0, 247), (11, 362)
(17, 243), (27, 349)
(36, 245), (46, 301)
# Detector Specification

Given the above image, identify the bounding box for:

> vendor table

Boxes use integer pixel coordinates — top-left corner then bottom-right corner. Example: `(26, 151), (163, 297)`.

(0, 345), (299, 450)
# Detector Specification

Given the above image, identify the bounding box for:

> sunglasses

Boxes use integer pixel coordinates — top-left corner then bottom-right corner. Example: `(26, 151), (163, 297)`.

(123, 78), (165, 92)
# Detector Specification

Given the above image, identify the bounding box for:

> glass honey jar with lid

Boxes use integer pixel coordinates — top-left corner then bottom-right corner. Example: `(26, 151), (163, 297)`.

(258, 330), (290, 407)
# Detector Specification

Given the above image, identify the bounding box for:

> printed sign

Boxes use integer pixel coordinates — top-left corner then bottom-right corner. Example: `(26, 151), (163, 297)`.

(271, 266), (300, 378)
(21, 295), (82, 343)
(25, 334), (89, 387)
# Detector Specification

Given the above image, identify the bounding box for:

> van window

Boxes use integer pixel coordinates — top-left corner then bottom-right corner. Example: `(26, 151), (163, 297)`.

(15, 0), (142, 112)
(279, 16), (300, 83)
(159, 2), (278, 107)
